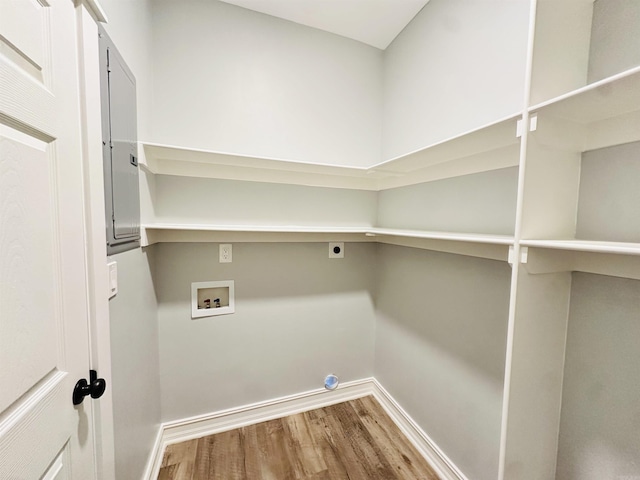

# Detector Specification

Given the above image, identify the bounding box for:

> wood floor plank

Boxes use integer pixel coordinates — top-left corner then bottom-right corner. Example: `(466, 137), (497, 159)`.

(157, 463), (177, 480)
(158, 396), (441, 480)
(241, 418), (268, 479)
(304, 405), (363, 479)
(159, 439), (198, 480)
(244, 419), (269, 480)
(260, 418), (298, 480)
(303, 407), (352, 479)
(324, 401), (399, 479)
(353, 396), (441, 480)
(300, 470), (333, 480)
(195, 428), (247, 479)
(281, 411), (327, 477)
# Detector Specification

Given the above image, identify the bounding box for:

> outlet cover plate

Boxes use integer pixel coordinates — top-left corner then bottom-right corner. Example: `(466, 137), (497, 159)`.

(107, 261), (117, 298)
(219, 244), (232, 263)
(329, 242), (344, 258)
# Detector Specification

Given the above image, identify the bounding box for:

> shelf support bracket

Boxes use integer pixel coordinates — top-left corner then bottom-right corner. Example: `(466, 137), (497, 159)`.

(516, 115), (538, 138)
(508, 246), (529, 266)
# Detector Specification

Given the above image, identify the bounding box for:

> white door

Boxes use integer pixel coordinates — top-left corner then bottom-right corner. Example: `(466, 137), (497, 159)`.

(0, 0), (97, 478)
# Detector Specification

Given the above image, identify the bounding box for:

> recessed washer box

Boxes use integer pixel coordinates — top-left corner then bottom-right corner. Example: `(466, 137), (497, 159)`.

(191, 280), (235, 318)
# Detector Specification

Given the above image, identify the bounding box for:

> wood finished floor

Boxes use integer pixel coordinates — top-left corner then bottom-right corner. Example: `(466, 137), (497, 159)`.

(158, 395), (441, 480)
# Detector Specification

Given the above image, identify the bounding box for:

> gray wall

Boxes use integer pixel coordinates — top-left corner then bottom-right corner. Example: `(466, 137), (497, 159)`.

(155, 242), (377, 421)
(153, 176), (378, 227)
(151, 0), (383, 167)
(576, 141), (640, 243)
(382, 0), (529, 160)
(556, 273), (640, 480)
(377, 167), (518, 235)
(588, 0), (640, 83)
(108, 247), (161, 480)
(374, 244), (511, 480)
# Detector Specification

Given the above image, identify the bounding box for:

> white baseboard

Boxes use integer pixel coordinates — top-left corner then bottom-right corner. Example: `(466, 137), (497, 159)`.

(142, 425), (164, 480)
(370, 379), (469, 480)
(143, 377), (466, 480)
(143, 378), (375, 479)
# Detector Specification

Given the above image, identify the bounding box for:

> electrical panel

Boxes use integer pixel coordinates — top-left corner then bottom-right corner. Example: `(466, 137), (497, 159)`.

(99, 26), (140, 255)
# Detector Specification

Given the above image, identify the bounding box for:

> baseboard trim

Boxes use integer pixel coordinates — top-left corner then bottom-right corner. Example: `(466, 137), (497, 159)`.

(370, 379), (469, 480)
(144, 378), (375, 479)
(143, 377), (467, 480)
(142, 424), (165, 480)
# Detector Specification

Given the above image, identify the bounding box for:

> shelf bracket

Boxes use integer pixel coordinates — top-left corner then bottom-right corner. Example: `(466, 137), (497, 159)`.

(516, 115), (538, 138)
(508, 246), (529, 265)
(516, 120), (524, 138)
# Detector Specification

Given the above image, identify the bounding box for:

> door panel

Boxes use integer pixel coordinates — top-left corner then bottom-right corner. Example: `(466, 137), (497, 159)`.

(42, 449), (71, 480)
(0, 0), (45, 71)
(0, 0), (95, 478)
(0, 374), (72, 478)
(0, 126), (58, 414)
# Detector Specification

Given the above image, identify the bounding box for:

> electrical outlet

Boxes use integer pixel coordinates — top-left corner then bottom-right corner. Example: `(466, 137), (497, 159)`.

(219, 244), (232, 263)
(329, 242), (344, 259)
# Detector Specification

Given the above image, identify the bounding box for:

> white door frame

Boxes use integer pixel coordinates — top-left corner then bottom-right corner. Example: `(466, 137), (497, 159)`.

(75, 1), (117, 478)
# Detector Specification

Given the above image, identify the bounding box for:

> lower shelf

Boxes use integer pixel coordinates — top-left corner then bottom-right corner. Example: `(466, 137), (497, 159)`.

(141, 224), (515, 261)
(141, 224), (375, 248)
(521, 241), (640, 280)
(141, 225), (640, 278)
(521, 239), (640, 256)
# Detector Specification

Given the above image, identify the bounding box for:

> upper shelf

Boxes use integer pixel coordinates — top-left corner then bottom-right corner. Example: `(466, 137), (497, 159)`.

(369, 228), (513, 245)
(139, 115), (521, 191)
(528, 67), (640, 152)
(139, 143), (378, 190)
(367, 114), (521, 188)
(529, 66), (640, 124)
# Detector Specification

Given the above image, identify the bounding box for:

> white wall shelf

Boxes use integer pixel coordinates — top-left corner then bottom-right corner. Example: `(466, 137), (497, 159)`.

(139, 115), (521, 192)
(369, 228), (513, 245)
(529, 66), (640, 152)
(369, 228), (513, 262)
(141, 224), (374, 247)
(141, 224), (515, 261)
(521, 239), (640, 256)
(139, 143), (380, 191)
(521, 245), (640, 281)
(529, 66), (640, 122)
(518, 240), (640, 280)
(370, 115), (521, 189)
(142, 224), (640, 260)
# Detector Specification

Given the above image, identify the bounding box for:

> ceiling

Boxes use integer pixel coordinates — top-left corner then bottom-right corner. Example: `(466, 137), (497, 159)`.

(218, 0), (430, 50)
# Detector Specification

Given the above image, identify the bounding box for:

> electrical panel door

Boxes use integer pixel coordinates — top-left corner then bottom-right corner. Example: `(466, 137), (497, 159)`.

(99, 26), (140, 254)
